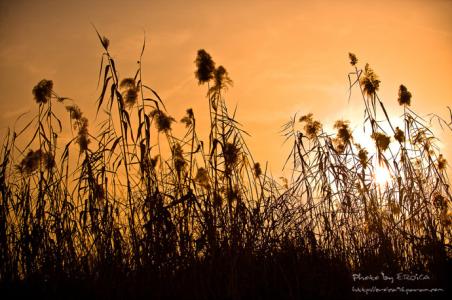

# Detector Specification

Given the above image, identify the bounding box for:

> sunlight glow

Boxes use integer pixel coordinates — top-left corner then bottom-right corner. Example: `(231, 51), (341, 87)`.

(374, 164), (391, 186)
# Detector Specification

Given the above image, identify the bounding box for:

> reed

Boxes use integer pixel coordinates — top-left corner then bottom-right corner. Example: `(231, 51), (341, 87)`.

(0, 35), (450, 299)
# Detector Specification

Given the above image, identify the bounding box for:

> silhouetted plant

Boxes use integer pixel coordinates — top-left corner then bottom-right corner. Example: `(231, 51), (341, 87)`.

(0, 34), (450, 300)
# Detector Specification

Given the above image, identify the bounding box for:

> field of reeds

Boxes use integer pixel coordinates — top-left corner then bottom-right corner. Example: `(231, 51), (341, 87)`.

(0, 33), (451, 299)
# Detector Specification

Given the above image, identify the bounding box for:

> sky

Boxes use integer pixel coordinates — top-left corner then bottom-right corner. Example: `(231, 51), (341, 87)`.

(1, 0), (451, 177)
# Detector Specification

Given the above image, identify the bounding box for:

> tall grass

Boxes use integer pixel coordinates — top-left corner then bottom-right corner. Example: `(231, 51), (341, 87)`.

(0, 35), (450, 298)
(282, 55), (451, 274)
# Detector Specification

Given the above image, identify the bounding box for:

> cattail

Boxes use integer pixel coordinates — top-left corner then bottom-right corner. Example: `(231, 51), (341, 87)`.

(334, 120), (352, 144)
(32, 79), (53, 104)
(195, 168), (210, 189)
(66, 104), (89, 151)
(195, 49), (215, 84)
(119, 78), (138, 108)
(223, 142), (239, 167)
(212, 65), (233, 91)
(17, 149), (54, 174)
(332, 120), (352, 153)
(305, 120), (322, 139)
(360, 64), (380, 97)
(334, 142), (346, 153)
(66, 105), (83, 121)
(186, 108), (194, 118)
(372, 132), (391, 151)
(394, 127), (405, 143)
(124, 88), (138, 107)
(358, 147), (369, 168)
(120, 78), (136, 89)
(172, 143), (186, 175)
(299, 113), (313, 123)
(42, 152), (55, 170)
(17, 149), (42, 174)
(150, 109), (175, 132)
(349, 53), (358, 66)
(299, 113), (322, 139)
(437, 154), (447, 170)
(253, 162), (262, 177)
(373, 132), (391, 151)
(77, 117), (90, 151)
(398, 84), (412, 106)
(180, 108), (194, 127)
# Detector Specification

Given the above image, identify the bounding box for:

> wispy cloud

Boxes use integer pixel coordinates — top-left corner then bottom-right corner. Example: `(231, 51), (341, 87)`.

(1, 107), (31, 121)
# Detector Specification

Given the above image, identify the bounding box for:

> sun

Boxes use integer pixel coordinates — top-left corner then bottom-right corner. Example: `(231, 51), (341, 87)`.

(374, 164), (391, 186)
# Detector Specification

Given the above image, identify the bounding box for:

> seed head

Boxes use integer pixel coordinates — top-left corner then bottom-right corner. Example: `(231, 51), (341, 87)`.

(394, 127), (405, 143)
(195, 168), (210, 189)
(223, 142), (239, 167)
(360, 64), (380, 97)
(195, 49), (215, 84)
(299, 113), (322, 139)
(17, 150), (42, 174)
(119, 78), (138, 108)
(334, 120), (352, 144)
(334, 141), (346, 153)
(306, 120), (322, 138)
(398, 84), (412, 106)
(358, 147), (369, 168)
(17, 149), (54, 174)
(119, 78), (136, 89)
(32, 79), (53, 104)
(437, 154), (447, 170)
(210, 65), (233, 92)
(66, 105), (83, 121)
(172, 143), (186, 174)
(42, 152), (55, 170)
(372, 132), (391, 151)
(348, 53), (358, 66)
(186, 108), (194, 118)
(181, 108), (194, 128)
(66, 105), (89, 152)
(299, 113), (313, 123)
(124, 88), (138, 108)
(76, 117), (90, 151)
(150, 109), (175, 132)
(254, 162), (262, 178)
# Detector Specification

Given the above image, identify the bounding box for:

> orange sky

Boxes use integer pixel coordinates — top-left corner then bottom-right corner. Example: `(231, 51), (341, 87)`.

(1, 0), (451, 177)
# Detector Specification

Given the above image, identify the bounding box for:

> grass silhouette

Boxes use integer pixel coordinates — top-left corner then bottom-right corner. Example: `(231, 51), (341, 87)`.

(0, 33), (451, 299)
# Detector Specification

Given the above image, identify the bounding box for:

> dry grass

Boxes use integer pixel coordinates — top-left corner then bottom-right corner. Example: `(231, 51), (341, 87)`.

(0, 36), (450, 299)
